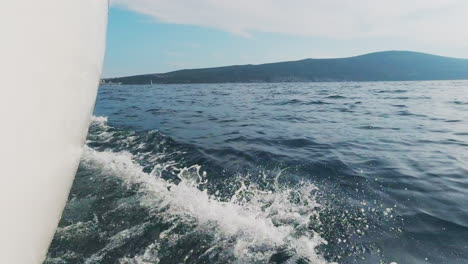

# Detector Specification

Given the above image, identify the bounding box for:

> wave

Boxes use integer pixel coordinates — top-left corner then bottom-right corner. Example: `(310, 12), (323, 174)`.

(326, 95), (346, 99)
(47, 116), (403, 263)
(269, 99), (333, 106)
(450, 100), (468, 105)
(74, 117), (332, 263)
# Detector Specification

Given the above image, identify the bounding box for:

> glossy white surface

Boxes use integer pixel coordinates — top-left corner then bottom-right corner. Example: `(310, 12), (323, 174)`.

(0, 1), (108, 263)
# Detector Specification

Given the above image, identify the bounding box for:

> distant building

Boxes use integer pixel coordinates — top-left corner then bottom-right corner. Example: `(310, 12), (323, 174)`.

(100, 79), (122, 86)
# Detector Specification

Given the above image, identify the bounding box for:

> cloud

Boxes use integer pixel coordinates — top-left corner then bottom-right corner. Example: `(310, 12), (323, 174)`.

(112, 0), (468, 47)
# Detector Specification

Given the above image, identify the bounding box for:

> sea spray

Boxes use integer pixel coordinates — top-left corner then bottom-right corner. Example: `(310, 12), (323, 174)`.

(50, 116), (333, 263)
(81, 146), (330, 263)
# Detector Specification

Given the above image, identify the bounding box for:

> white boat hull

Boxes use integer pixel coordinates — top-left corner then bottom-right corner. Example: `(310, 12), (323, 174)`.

(0, 1), (108, 263)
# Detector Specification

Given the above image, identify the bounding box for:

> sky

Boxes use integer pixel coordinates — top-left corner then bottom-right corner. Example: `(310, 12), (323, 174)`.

(103, 0), (468, 78)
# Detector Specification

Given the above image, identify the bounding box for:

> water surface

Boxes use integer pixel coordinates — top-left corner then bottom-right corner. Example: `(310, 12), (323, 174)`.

(47, 81), (468, 263)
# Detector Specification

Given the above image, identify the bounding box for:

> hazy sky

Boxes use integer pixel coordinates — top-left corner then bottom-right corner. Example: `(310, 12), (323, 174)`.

(103, 0), (468, 77)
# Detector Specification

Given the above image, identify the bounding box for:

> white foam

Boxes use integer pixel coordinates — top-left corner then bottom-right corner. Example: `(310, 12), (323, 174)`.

(90, 115), (109, 125)
(81, 144), (332, 263)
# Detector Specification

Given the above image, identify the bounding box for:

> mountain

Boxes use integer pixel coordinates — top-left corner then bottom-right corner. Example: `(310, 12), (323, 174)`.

(105, 51), (468, 84)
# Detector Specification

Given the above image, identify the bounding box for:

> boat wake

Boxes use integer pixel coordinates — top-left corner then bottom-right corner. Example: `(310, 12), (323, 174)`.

(48, 117), (332, 264)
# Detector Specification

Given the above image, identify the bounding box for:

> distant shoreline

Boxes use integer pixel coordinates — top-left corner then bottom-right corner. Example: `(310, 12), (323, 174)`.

(100, 79), (468, 86)
(104, 51), (468, 85)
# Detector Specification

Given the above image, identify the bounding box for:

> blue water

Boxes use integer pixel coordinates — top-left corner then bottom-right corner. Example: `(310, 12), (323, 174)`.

(47, 81), (468, 263)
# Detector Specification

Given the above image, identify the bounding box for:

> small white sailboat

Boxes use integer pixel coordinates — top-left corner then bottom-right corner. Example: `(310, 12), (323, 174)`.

(0, 1), (108, 263)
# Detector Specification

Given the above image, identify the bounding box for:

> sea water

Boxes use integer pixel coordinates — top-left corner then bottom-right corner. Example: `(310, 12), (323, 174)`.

(46, 81), (468, 263)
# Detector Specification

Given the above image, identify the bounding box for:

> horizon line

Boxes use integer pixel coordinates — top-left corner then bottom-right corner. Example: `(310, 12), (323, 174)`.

(104, 50), (468, 79)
